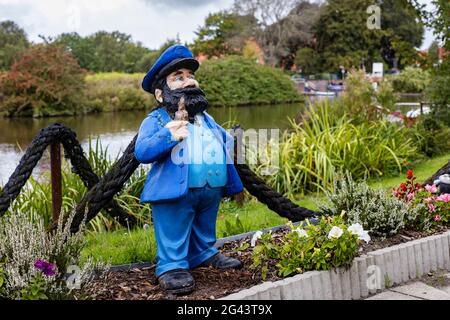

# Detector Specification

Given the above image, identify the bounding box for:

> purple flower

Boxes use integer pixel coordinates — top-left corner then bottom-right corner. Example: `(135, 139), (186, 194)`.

(34, 259), (56, 277)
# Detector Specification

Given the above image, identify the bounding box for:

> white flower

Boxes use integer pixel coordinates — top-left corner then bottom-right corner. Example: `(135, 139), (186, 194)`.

(328, 226), (343, 239)
(251, 230), (263, 247)
(293, 228), (308, 237)
(347, 223), (371, 243)
(359, 231), (371, 243)
(348, 223), (364, 236)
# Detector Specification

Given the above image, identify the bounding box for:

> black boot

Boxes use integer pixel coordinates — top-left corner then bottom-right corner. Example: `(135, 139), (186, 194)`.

(200, 253), (243, 269)
(158, 269), (195, 294)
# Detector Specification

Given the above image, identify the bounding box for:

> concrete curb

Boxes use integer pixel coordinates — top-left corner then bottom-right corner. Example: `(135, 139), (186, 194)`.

(220, 230), (450, 300)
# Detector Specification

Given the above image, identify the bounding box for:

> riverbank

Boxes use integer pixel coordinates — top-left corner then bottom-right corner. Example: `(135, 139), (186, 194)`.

(1, 57), (303, 118)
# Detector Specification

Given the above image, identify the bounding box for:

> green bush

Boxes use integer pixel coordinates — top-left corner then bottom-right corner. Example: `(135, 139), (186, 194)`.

(388, 67), (431, 93)
(195, 56), (302, 107)
(84, 72), (154, 112)
(410, 116), (450, 157)
(0, 44), (86, 117)
(321, 172), (418, 237)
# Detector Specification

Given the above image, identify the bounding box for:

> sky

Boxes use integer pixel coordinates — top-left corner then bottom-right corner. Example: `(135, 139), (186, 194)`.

(0, 0), (437, 50)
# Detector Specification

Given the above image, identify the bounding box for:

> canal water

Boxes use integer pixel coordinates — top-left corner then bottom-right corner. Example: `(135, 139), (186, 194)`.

(0, 103), (306, 185)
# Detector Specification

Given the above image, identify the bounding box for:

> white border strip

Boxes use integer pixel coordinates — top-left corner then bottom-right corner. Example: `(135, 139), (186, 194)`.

(221, 231), (450, 300)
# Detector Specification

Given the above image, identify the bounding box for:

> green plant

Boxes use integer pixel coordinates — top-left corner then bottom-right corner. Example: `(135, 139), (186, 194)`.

(389, 67), (431, 93)
(410, 116), (450, 157)
(20, 274), (48, 300)
(0, 211), (109, 300)
(254, 102), (418, 196)
(321, 172), (418, 237)
(251, 215), (363, 280)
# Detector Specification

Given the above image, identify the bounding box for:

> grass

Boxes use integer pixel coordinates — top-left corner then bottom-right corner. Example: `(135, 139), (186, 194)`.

(81, 152), (449, 266)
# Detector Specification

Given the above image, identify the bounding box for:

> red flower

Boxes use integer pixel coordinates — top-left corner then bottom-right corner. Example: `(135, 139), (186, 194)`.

(406, 170), (414, 179)
(400, 183), (407, 191)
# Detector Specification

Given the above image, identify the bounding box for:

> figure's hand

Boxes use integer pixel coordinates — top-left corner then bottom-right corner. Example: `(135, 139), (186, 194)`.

(165, 120), (189, 141)
(174, 96), (188, 121)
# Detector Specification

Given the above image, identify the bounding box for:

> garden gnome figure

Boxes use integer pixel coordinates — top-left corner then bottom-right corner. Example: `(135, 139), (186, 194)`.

(136, 45), (244, 294)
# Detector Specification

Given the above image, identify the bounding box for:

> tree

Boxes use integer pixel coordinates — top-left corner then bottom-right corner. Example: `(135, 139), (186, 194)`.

(378, 0), (424, 68)
(294, 47), (320, 75)
(263, 1), (322, 69)
(192, 11), (257, 57)
(315, 0), (383, 71)
(53, 31), (150, 73)
(233, 0), (300, 66)
(0, 20), (29, 70)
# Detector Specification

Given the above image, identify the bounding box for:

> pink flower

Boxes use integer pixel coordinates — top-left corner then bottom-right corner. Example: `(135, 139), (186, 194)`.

(425, 184), (438, 193)
(428, 204), (436, 212)
(407, 192), (415, 202)
(424, 197), (434, 204)
(436, 194), (450, 203)
(434, 215), (441, 222)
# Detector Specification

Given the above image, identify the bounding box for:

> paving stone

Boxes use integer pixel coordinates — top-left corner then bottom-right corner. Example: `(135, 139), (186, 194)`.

(390, 282), (450, 300)
(366, 291), (420, 300)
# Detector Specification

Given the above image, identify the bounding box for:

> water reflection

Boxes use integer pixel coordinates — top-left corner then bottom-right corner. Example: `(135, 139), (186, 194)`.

(0, 103), (305, 185)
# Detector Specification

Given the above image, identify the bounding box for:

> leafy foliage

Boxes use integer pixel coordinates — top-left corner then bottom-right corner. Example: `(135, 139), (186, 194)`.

(251, 215), (360, 280)
(0, 20), (29, 70)
(0, 44), (86, 117)
(321, 172), (418, 237)
(255, 102), (418, 196)
(196, 56), (302, 106)
(53, 31), (150, 73)
(389, 67), (431, 93)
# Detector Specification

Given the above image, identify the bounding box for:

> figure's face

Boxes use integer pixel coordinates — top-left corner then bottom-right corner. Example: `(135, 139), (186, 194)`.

(155, 68), (199, 103)
(154, 67), (208, 122)
(166, 68), (199, 90)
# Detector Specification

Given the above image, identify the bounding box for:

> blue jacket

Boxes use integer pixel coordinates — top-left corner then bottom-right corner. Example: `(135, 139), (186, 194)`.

(135, 107), (244, 203)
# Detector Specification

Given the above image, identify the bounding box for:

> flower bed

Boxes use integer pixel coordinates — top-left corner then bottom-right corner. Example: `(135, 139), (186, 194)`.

(84, 224), (449, 300)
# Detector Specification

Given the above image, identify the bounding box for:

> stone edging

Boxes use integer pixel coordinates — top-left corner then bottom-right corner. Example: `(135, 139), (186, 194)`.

(220, 231), (450, 300)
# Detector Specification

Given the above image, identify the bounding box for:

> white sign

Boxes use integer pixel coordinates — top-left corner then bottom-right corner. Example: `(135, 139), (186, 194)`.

(372, 63), (383, 77)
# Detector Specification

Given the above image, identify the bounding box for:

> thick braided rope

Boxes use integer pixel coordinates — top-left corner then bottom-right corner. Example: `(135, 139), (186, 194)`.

(0, 123), (136, 227)
(236, 163), (318, 221)
(70, 135), (139, 233)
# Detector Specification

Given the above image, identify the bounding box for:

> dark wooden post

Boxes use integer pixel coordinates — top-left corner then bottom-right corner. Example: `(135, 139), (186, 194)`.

(50, 142), (62, 225)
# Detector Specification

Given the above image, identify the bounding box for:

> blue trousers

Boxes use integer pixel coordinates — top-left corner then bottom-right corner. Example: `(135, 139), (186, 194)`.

(151, 185), (223, 277)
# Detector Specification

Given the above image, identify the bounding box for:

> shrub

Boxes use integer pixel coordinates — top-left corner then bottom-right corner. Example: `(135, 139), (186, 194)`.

(321, 172), (418, 237)
(410, 116), (450, 157)
(0, 44), (86, 117)
(0, 211), (109, 300)
(251, 215), (366, 280)
(195, 56), (302, 107)
(254, 103), (419, 195)
(83, 72), (154, 112)
(389, 67), (431, 93)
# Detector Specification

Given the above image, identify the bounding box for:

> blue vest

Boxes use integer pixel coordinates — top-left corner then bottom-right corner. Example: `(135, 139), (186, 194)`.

(186, 114), (227, 188)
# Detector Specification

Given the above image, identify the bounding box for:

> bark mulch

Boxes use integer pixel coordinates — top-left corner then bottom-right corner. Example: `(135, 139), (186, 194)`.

(86, 226), (449, 300)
